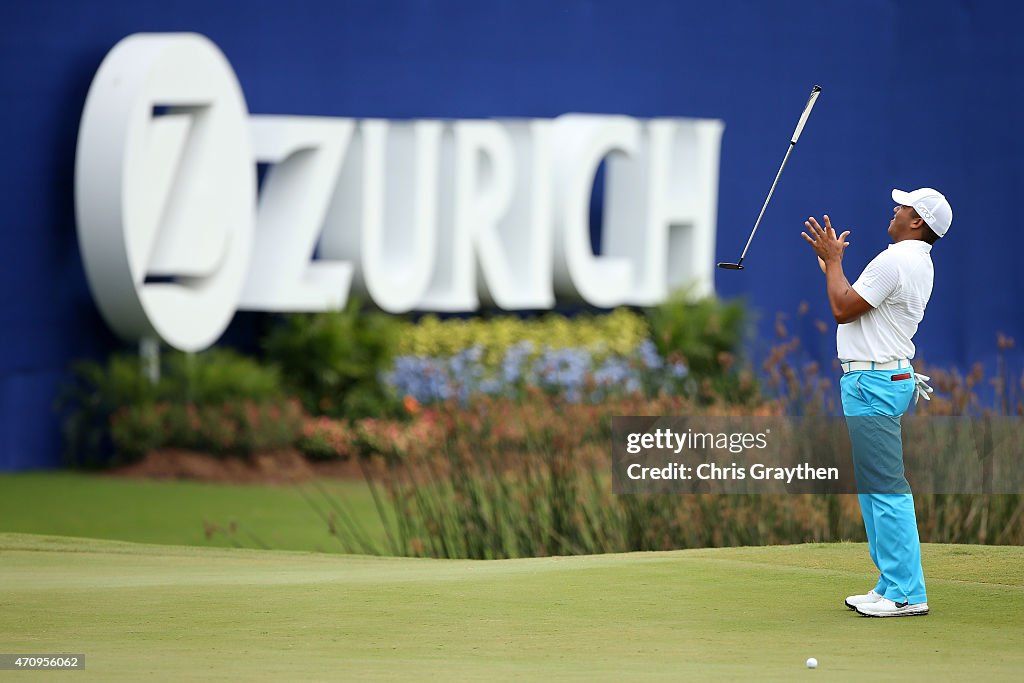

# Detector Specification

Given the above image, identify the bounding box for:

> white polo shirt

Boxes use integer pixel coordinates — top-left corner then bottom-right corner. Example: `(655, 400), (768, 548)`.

(836, 239), (934, 362)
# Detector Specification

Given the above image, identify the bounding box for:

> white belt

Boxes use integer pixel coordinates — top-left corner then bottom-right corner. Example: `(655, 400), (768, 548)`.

(840, 359), (912, 373)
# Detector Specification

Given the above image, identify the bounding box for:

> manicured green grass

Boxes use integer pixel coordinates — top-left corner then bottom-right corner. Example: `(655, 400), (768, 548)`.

(0, 472), (387, 553)
(1, 535), (1021, 681)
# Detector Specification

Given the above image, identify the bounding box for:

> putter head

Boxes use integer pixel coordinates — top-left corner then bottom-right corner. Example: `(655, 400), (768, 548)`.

(717, 262), (744, 270)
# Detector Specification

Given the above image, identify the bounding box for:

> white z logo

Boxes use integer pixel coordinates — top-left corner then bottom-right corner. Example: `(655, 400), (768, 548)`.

(75, 33), (254, 352)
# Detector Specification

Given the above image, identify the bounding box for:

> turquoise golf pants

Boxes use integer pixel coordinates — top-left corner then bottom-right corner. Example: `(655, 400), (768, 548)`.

(840, 368), (928, 605)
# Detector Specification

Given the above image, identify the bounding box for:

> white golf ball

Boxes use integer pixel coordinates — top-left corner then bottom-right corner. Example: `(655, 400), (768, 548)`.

(806, 657), (818, 669)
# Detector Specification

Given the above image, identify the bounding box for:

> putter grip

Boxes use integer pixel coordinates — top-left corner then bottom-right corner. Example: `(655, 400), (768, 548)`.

(790, 85), (822, 144)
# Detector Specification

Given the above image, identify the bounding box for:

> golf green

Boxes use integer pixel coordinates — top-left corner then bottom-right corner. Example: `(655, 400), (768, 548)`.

(1, 534), (1020, 681)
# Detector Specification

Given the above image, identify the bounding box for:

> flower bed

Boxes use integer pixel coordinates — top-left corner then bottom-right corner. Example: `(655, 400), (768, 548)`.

(385, 340), (689, 405)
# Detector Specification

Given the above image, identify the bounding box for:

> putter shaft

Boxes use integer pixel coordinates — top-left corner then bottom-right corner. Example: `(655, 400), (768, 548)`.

(736, 142), (795, 264)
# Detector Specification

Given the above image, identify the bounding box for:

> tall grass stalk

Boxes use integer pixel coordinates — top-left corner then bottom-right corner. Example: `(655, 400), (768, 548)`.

(314, 309), (1023, 558)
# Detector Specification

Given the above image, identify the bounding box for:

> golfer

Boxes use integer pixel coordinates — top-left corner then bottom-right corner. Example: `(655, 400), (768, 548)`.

(801, 187), (952, 617)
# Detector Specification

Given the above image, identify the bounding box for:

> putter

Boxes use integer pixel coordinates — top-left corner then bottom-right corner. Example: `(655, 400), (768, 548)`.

(718, 85), (822, 271)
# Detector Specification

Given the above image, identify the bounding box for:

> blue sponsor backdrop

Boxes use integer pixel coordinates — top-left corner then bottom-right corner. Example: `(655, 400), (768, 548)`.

(0, 0), (1019, 469)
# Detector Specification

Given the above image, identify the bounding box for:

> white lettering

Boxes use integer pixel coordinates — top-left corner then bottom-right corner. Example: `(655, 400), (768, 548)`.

(75, 33), (725, 352)
(550, 115), (638, 308)
(321, 120), (441, 313)
(240, 115), (354, 311)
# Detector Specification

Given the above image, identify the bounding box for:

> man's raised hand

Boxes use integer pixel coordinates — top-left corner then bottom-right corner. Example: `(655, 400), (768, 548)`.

(802, 214), (851, 266)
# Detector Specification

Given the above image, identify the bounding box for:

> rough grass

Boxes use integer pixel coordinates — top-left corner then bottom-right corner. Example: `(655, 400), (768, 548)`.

(1, 534), (1020, 681)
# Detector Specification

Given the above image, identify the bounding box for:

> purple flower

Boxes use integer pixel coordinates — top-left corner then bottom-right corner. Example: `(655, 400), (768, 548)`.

(384, 336), (688, 405)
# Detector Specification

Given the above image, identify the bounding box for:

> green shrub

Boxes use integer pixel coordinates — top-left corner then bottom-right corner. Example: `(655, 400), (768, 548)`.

(218, 400), (303, 454)
(161, 350), (285, 404)
(58, 354), (161, 468)
(646, 290), (758, 404)
(109, 399), (303, 460)
(107, 403), (164, 463)
(296, 416), (357, 461)
(58, 347), (293, 467)
(262, 301), (403, 419)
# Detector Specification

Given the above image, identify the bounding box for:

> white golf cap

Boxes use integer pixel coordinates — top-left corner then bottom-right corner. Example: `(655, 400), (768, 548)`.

(892, 187), (953, 237)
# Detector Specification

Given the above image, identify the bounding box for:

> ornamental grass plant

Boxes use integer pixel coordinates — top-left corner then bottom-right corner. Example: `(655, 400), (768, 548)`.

(313, 304), (1024, 557)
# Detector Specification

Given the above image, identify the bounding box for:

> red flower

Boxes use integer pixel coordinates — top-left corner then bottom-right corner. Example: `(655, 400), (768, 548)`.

(403, 394), (421, 415)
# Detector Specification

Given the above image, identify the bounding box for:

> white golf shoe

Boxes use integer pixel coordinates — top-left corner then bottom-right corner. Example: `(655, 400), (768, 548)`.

(855, 598), (929, 617)
(844, 590), (882, 610)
